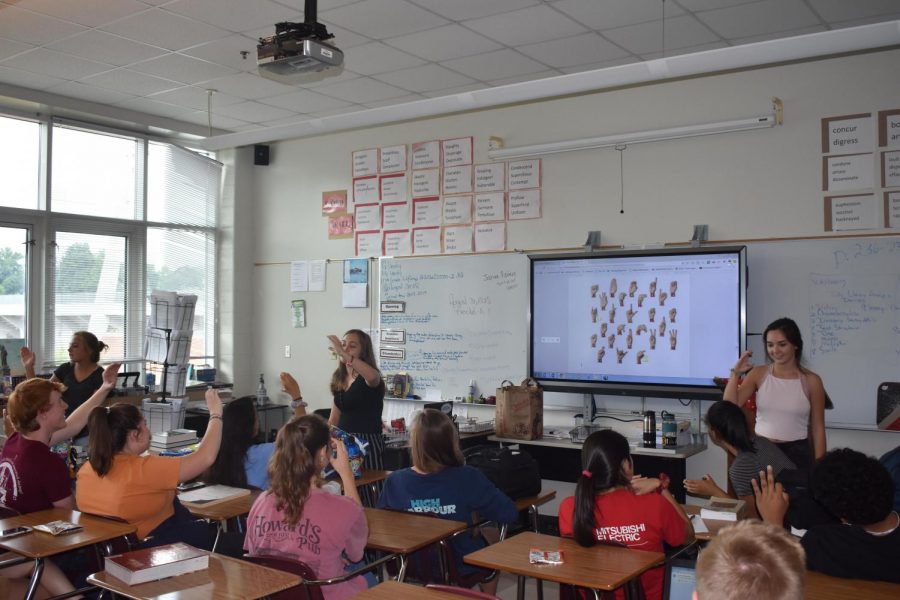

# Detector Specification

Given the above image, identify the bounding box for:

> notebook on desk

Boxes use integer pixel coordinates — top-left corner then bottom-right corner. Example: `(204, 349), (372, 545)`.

(662, 557), (697, 600)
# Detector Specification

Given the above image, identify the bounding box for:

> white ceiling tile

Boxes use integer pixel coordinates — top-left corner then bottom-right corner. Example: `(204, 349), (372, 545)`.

(257, 88), (351, 113)
(830, 13), (900, 28)
(129, 53), (237, 85)
(558, 56), (641, 73)
(696, 0), (820, 39)
(113, 96), (197, 118)
(488, 70), (560, 87)
(551, 0), (685, 31)
(177, 109), (251, 129)
(363, 93), (426, 108)
(441, 49), (548, 81)
(342, 42), (425, 76)
(181, 35), (265, 72)
(81, 68), (182, 96)
(44, 81), (135, 105)
(0, 65), (66, 90)
(0, 5), (87, 45)
(203, 71), (296, 99)
(311, 104), (364, 118)
(421, 82), (487, 98)
(0, 37), (32, 62)
(465, 5), (587, 47)
(12, 0), (148, 28)
(214, 100), (297, 122)
(258, 115), (308, 128)
(227, 122), (267, 132)
(46, 31), (167, 67)
(733, 25), (827, 45)
(516, 33), (631, 68)
(641, 40), (730, 60)
(373, 64), (476, 93)
(101, 8), (229, 51)
(148, 86), (245, 110)
(407, 0), (541, 21)
(314, 76), (411, 103)
(300, 67), (362, 88)
(602, 15), (722, 55)
(807, 0), (900, 23)
(0, 48), (113, 81)
(385, 24), (503, 62)
(164, 0), (298, 33)
(321, 0), (448, 39)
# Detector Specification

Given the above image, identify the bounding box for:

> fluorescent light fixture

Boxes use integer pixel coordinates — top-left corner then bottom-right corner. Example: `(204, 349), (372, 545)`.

(488, 114), (778, 160)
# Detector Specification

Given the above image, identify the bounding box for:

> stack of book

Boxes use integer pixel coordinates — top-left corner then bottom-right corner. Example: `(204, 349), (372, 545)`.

(700, 497), (747, 521)
(149, 428), (198, 452)
(105, 542), (209, 585)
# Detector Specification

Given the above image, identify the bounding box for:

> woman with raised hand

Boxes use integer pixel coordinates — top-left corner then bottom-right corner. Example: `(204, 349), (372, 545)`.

(75, 388), (225, 550)
(244, 415), (368, 600)
(558, 429), (693, 600)
(724, 317), (826, 469)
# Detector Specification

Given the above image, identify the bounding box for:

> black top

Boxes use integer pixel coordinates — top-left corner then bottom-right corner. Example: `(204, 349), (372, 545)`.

(802, 516), (900, 583)
(334, 374), (384, 434)
(54, 362), (104, 438)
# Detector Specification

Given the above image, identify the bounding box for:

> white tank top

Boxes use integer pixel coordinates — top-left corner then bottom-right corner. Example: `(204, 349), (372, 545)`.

(754, 366), (810, 442)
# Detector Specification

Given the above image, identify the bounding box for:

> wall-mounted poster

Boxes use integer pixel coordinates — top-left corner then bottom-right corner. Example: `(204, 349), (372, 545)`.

(474, 163), (505, 192)
(442, 137), (473, 167)
(443, 225), (473, 254)
(344, 258), (368, 283)
(328, 213), (354, 239)
(412, 140), (440, 169)
(475, 192), (505, 221)
(380, 145), (407, 173)
(413, 197), (441, 226)
(322, 189), (347, 215)
(380, 173), (408, 203)
(412, 169), (440, 198)
(352, 148), (378, 177)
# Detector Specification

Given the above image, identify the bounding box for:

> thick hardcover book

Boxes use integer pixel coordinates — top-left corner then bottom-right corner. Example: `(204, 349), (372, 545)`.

(177, 484), (250, 507)
(700, 497), (746, 521)
(105, 542), (208, 585)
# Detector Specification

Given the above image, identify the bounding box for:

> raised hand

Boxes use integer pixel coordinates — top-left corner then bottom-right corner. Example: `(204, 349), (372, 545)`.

(596, 348), (605, 363)
(617, 292), (626, 307)
(626, 304), (638, 323)
(626, 329), (633, 349)
(600, 292), (609, 310)
(751, 465), (790, 525)
(609, 278), (617, 296)
(648, 307), (656, 323)
(607, 334), (616, 349)
(637, 293), (647, 308)
(669, 307), (677, 323)
(205, 387), (224, 415)
(670, 280), (678, 297)
(683, 474), (722, 497)
(649, 329), (657, 350)
(733, 350), (754, 374)
(636, 324), (647, 335)
(649, 278), (657, 298)
(636, 350), (645, 364)
(327, 334), (350, 362)
(101, 362), (123, 389)
(591, 307), (598, 323)
(608, 305), (616, 323)
(659, 317), (666, 336)
(600, 323), (608, 337)
(669, 329), (678, 350)
(280, 372), (302, 398)
(590, 284), (599, 298)
(616, 348), (628, 364)
(19, 346), (35, 370)
(658, 291), (667, 306)
(629, 281), (638, 297)
(616, 324), (626, 336)
(590, 334), (598, 348)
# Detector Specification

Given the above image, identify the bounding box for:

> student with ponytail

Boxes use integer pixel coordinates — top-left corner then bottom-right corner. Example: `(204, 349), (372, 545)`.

(558, 430), (693, 600)
(244, 415), (368, 600)
(75, 388), (225, 550)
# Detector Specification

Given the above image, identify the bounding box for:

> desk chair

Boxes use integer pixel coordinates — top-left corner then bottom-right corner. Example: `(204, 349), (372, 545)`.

(245, 552), (395, 600)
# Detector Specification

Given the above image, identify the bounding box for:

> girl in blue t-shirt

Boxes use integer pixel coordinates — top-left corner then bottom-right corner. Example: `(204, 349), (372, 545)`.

(204, 396), (274, 489)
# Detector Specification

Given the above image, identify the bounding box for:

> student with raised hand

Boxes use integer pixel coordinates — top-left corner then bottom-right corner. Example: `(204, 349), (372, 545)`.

(75, 388), (225, 550)
(378, 409), (517, 596)
(753, 450), (900, 583)
(558, 429), (693, 600)
(203, 396), (273, 490)
(0, 362), (121, 513)
(723, 317), (826, 469)
(694, 519), (806, 600)
(244, 415), (368, 600)
(683, 400), (797, 519)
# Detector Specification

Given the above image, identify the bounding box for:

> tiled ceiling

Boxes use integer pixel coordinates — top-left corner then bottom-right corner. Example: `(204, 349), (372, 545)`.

(1, 0), (898, 136)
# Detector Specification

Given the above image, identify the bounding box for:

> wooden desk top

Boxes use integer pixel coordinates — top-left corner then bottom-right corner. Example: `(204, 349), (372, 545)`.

(352, 581), (471, 599)
(184, 490), (261, 521)
(464, 531), (664, 591)
(330, 469), (392, 490)
(515, 490), (556, 512)
(364, 508), (466, 554)
(87, 552), (301, 600)
(805, 571), (900, 600)
(0, 509), (136, 559)
(682, 504), (738, 541)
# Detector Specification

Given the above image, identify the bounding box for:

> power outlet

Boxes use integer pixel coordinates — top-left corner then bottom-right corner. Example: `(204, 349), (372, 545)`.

(284, 345), (291, 358)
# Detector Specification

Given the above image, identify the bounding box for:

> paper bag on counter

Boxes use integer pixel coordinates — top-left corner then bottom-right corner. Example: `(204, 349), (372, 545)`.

(495, 378), (543, 440)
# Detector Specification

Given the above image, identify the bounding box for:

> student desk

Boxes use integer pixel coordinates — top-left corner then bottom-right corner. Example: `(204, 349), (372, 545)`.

(87, 552), (301, 600)
(490, 436), (706, 503)
(0, 508), (136, 600)
(352, 580), (474, 600)
(464, 531), (663, 600)
(329, 469), (392, 501)
(805, 571), (900, 600)
(364, 507), (467, 581)
(515, 490), (557, 532)
(681, 503), (739, 541)
(183, 490), (261, 552)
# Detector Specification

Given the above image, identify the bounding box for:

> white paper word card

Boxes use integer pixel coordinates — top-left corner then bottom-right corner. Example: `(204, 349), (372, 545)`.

(413, 226), (441, 254)
(353, 176), (380, 204)
(508, 189), (541, 220)
(412, 140), (440, 169)
(383, 230), (411, 256)
(380, 173), (408, 203)
(413, 197), (442, 226)
(474, 222), (506, 252)
(355, 230), (381, 257)
(474, 163), (506, 192)
(412, 169), (440, 198)
(474, 192), (505, 221)
(442, 137), (473, 167)
(354, 203), (381, 230)
(508, 159), (541, 189)
(443, 225), (473, 254)
(352, 148), (378, 177)
(382, 201), (410, 229)
(443, 195), (473, 225)
(380, 145), (407, 173)
(443, 165), (473, 195)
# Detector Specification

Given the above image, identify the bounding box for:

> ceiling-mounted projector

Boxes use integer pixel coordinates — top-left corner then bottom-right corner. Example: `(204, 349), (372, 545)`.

(257, 0), (342, 83)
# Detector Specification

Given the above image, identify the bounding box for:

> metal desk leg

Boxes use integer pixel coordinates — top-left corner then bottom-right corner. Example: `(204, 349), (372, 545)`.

(529, 504), (544, 600)
(516, 574), (526, 600)
(396, 555), (408, 582)
(24, 557), (44, 600)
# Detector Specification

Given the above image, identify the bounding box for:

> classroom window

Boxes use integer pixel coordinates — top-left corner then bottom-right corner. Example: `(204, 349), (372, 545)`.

(0, 116), (41, 210)
(50, 124), (144, 220)
(0, 226), (29, 369)
(147, 141), (218, 227)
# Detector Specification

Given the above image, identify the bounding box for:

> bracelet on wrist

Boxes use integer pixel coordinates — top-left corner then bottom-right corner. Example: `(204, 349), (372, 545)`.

(209, 414), (223, 421)
(290, 397), (308, 409)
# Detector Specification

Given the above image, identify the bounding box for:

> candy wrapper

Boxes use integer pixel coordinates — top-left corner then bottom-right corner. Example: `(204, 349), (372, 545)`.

(321, 426), (368, 479)
(529, 548), (565, 565)
(33, 520), (83, 536)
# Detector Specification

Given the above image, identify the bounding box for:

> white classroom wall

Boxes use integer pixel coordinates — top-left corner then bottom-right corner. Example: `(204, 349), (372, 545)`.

(220, 48), (900, 500)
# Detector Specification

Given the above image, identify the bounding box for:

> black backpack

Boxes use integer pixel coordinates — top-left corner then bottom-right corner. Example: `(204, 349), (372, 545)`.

(464, 445), (542, 499)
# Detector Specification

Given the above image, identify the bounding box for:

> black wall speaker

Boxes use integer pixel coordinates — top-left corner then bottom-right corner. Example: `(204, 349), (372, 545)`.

(254, 144), (270, 166)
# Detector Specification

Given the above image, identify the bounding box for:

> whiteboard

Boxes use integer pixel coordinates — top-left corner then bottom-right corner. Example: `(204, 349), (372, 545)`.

(745, 236), (900, 429)
(378, 253), (528, 400)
